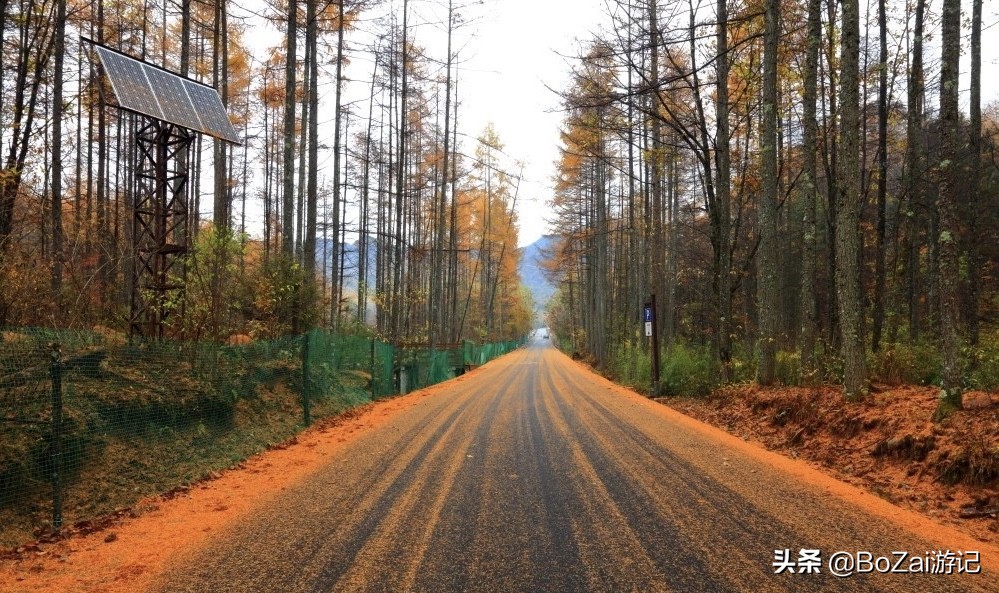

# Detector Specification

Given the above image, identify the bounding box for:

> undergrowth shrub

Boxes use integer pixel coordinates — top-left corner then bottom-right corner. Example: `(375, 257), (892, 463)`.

(727, 343), (757, 384)
(968, 333), (999, 391)
(660, 343), (718, 397)
(775, 351), (801, 385)
(608, 340), (652, 391)
(868, 341), (940, 386)
(605, 341), (717, 396)
(816, 342), (845, 384)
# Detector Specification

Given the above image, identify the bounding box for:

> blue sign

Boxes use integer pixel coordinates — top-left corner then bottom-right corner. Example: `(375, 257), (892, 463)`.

(643, 305), (653, 323)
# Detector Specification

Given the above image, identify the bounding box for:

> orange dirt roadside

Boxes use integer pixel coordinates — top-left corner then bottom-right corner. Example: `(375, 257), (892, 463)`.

(659, 382), (998, 546)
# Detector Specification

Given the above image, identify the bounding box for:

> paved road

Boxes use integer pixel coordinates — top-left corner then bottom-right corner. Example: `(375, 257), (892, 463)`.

(152, 342), (993, 592)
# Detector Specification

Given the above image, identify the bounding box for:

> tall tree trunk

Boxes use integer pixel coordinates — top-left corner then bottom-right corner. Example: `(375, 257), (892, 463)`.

(799, 0), (820, 384)
(648, 0), (666, 359)
(282, 0), (298, 257)
(263, 79), (272, 260)
(714, 0), (733, 382)
(358, 54), (379, 326)
(303, 0), (319, 281)
(432, 0), (455, 346)
(97, 0), (112, 293)
(0, 0), (6, 161)
(904, 0), (925, 342)
(296, 39), (310, 262)
(74, 40), (83, 239)
(967, 0), (982, 346)
(935, 0), (963, 416)
(822, 0), (839, 347)
(448, 77), (461, 341)
(50, 0), (66, 311)
(393, 1), (409, 340)
(180, 0), (191, 76)
(757, 0), (779, 385)
(836, 0), (867, 399)
(872, 0), (888, 351)
(213, 1), (230, 231)
(328, 0), (346, 328)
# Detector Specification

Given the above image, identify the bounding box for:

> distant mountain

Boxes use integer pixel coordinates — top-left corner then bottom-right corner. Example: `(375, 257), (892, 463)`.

(518, 235), (556, 315)
(316, 234), (557, 322)
(316, 237), (377, 292)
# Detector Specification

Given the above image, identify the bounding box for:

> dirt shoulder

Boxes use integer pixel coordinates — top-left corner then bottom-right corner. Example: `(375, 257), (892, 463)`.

(658, 384), (998, 545)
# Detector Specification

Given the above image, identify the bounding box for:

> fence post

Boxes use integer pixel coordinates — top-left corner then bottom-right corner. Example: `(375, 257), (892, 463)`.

(369, 338), (376, 398)
(301, 331), (312, 426)
(49, 342), (64, 531)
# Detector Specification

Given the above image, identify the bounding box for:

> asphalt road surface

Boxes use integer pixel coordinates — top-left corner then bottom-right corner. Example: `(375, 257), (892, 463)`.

(151, 340), (994, 593)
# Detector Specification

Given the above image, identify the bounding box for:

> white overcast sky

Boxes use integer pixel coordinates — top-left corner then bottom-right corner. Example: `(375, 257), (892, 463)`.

(447, 0), (606, 246)
(232, 0), (999, 247)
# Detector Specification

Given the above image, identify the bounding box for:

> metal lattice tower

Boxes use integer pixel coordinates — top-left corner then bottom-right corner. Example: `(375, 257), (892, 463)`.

(130, 120), (195, 339)
(89, 40), (240, 339)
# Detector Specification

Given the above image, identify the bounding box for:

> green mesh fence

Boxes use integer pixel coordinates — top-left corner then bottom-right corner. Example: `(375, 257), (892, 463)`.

(0, 327), (522, 548)
(464, 340), (522, 367)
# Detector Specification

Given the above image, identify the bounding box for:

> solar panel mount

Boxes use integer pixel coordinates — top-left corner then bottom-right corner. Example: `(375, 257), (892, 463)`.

(90, 41), (241, 144)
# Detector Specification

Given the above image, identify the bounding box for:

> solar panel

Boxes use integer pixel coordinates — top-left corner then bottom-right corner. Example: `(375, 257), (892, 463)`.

(96, 47), (165, 122)
(184, 81), (241, 144)
(94, 45), (240, 144)
(143, 67), (205, 135)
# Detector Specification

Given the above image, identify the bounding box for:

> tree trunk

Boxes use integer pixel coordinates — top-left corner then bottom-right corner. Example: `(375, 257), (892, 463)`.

(904, 0), (925, 342)
(967, 0), (982, 346)
(328, 0), (346, 328)
(871, 0), (888, 352)
(431, 0), (455, 346)
(50, 0), (66, 311)
(935, 0), (963, 417)
(836, 0), (867, 400)
(212, 1), (230, 231)
(799, 0), (820, 384)
(757, 0), (779, 385)
(714, 0), (733, 382)
(393, 1), (409, 340)
(303, 0), (319, 280)
(822, 0), (839, 348)
(282, 0), (297, 257)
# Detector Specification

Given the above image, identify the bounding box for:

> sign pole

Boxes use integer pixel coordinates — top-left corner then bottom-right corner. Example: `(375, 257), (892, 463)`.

(644, 295), (661, 396)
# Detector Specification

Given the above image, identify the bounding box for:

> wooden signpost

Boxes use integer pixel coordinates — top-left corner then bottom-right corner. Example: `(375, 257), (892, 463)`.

(644, 295), (661, 396)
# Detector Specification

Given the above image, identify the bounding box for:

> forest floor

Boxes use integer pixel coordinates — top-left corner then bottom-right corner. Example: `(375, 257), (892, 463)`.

(658, 384), (999, 544)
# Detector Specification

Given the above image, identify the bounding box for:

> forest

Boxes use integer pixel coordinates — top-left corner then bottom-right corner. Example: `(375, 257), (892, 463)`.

(0, 0), (533, 348)
(1, 0), (997, 419)
(544, 0), (997, 416)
